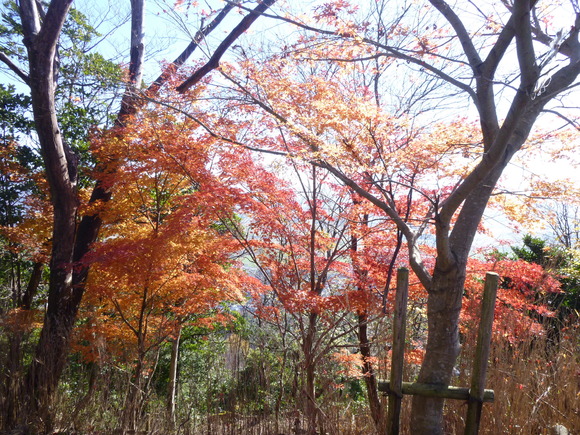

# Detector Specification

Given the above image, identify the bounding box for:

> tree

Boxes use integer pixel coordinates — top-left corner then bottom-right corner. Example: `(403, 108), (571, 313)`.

(0, 94), (48, 428)
(12, 2), (83, 429)
(201, 1), (580, 431)
(78, 105), (254, 431)
(223, 157), (414, 433)
(0, 0), (276, 430)
(510, 233), (580, 340)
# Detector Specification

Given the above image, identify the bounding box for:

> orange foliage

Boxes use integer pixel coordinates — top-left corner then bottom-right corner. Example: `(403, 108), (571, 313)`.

(462, 258), (560, 345)
(75, 104), (264, 364)
(0, 142), (52, 263)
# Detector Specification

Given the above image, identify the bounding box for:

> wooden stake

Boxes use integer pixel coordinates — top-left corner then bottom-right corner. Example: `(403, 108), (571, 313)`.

(387, 268), (408, 435)
(465, 272), (499, 435)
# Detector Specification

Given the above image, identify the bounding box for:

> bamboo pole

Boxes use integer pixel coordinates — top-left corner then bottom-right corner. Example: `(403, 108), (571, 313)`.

(387, 268), (408, 435)
(465, 272), (499, 435)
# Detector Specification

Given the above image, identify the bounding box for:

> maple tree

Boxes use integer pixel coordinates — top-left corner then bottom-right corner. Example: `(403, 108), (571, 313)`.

(1, 0), (579, 432)
(462, 256), (561, 345)
(74, 106), (252, 430)
(224, 156), (422, 433)
(197, 1), (580, 431)
(0, 0), (276, 431)
(218, 145), (560, 433)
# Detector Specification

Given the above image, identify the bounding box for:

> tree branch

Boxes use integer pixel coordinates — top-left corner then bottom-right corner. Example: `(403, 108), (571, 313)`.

(245, 6), (477, 100)
(0, 52), (30, 84)
(438, 81), (532, 226)
(514, 0), (540, 91)
(117, 0), (145, 121)
(35, 0), (73, 54)
(535, 62), (580, 103)
(147, 3), (235, 96)
(428, 0), (482, 70)
(176, 0), (277, 93)
(17, 0), (41, 40)
(317, 163), (433, 290)
(542, 108), (580, 130)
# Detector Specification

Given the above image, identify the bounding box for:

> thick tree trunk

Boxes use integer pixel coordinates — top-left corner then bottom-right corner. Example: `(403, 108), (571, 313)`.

(25, 308), (79, 431)
(410, 265), (464, 434)
(16, 1), (77, 431)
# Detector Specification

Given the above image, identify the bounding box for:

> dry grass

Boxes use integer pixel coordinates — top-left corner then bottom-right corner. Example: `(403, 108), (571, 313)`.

(166, 335), (579, 435)
(52, 327), (579, 434)
(394, 330), (580, 435)
(479, 336), (579, 434)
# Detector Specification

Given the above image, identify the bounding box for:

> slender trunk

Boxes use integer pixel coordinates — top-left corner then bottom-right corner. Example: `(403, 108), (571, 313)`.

(303, 313), (318, 435)
(167, 326), (182, 424)
(21, 262), (43, 310)
(71, 361), (99, 424)
(4, 332), (24, 429)
(358, 312), (384, 433)
(350, 209), (385, 432)
(304, 361), (317, 435)
(123, 355), (144, 431)
(274, 320), (289, 433)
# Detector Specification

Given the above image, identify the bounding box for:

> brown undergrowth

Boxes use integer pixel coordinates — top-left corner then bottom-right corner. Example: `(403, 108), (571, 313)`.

(47, 323), (578, 434)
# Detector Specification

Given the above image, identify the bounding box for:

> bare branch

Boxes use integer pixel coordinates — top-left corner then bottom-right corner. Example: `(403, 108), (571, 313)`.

(0, 52), (30, 84)
(371, 41), (477, 99)
(147, 3), (235, 96)
(428, 0), (482, 70)
(542, 108), (580, 130)
(176, 0), (277, 93)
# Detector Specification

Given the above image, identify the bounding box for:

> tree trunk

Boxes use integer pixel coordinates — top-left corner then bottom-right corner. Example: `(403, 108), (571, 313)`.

(167, 326), (182, 424)
(302, 313), (318, 435)
(410, 265), (464, 434)
(4, 332), (24, 429)
(123, 355), (145, 432)
(16, 1), (77, 431)
(358, 312), (385, 433)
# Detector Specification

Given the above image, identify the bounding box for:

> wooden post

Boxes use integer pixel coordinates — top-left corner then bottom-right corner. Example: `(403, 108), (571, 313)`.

(387, 268), (408, 435)
(465, 272), (499, 435)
